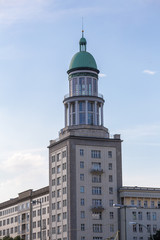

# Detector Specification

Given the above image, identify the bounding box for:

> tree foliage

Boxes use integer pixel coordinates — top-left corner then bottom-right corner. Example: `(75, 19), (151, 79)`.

(0, 236), (22, 240)
(152, 230), (160, 240)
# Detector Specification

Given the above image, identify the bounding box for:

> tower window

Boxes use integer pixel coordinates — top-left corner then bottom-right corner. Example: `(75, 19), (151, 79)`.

(108, 151), (112, 158)
(81, 224), (85, 231)
(80, 149), (84, 156)
(93, 224), (102, 233)
(91, 150), (101, 158)
(80, 186), (85, 193)
(92, 187), (101, 195)
(81, 199), (85, 206)
(80, 161), (84, 168)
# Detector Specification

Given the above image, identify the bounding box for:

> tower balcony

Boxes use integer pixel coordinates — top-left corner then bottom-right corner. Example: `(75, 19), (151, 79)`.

(64, 93), (103, 100)
(91, 205), (105, 212)
(90, 168), (104, 174)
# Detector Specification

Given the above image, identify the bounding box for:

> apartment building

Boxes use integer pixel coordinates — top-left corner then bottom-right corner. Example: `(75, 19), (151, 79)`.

(0, 186), (49, 240)
(119, 186), (160, 240)
(48, 32), (122, 240)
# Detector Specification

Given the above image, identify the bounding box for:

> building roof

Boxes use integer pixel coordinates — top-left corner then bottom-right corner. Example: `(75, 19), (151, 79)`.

(68, 33), (98, 73)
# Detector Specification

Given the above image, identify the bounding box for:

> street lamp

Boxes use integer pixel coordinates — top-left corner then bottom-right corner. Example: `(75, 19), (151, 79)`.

(113, 204), (137, 240)
(129, 222), (154, 240)
(32, 200), (42, 240)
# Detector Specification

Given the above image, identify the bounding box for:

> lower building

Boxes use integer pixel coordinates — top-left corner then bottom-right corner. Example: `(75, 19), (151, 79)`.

(119, 186), (160, 240)
(0, 186), (49, 240)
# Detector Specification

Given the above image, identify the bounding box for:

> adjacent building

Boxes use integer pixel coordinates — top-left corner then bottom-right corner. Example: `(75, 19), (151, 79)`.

(119, 186), (160, 240)
(0, 187), (49, 240)
(48, 32), (122, 240)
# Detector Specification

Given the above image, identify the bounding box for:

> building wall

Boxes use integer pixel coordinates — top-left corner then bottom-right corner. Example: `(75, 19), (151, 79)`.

(120, 187), (160, 240)
(49, 126), (122, 240)
(0, 187), (49, 240)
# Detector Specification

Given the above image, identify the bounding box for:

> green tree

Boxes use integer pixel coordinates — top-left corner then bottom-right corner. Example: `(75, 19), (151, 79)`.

(152, 230), (160, 240)
(14, 237), (22, 240)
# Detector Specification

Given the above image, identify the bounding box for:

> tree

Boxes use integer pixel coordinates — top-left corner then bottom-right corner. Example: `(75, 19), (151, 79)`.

(152, 230), (160, 240)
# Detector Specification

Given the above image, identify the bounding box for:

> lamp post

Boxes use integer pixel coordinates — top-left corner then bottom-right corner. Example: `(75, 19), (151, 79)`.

(129, 222), (154, 240)
(32, 199), (42, 240)
(113, 204), (137, 240)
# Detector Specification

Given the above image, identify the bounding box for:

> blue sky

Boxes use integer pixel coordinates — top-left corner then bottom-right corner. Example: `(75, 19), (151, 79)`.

(0, 0), (160, 202)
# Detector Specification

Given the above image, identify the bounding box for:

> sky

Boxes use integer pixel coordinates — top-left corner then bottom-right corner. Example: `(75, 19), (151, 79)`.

(0, 0), (160, 203)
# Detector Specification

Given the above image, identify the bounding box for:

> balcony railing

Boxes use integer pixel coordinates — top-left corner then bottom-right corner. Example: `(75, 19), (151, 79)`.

(91, 205), (105, 211)
(64, 93), (103, 100)
(90, 169), (104, 174)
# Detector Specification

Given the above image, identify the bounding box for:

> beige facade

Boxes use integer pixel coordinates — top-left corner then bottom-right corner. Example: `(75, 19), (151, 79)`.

(0, 187), (49, 240)
(119, 186), (160, 240)
(49, 126), (122, 240)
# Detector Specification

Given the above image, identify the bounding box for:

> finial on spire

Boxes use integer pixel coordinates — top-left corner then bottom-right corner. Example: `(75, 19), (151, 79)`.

(82, 17), (84, 37)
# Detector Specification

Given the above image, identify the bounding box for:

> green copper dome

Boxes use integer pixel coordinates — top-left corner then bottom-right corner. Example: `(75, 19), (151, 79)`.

(69, 51), (97, 71)
(68, 32), (99, 73)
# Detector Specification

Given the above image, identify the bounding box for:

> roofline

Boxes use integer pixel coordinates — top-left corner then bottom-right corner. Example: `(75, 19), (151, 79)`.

(67, 67), (99, 74)
(0, 186), (49, 210)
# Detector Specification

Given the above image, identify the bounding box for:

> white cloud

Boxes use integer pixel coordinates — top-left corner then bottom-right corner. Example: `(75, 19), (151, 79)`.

(143, 69), (156, 75)
(117, 123), (160, 142)
(0, 148), (48, 202)
(0, 0), (52, 25)
(99, 73), (106, 78)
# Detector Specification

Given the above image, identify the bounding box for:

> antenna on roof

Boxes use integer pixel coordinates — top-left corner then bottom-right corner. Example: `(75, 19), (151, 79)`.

(82, 17), (84, 37)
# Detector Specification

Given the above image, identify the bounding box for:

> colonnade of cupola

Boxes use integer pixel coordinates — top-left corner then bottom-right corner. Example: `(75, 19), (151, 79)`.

(63, 32), (105, 128)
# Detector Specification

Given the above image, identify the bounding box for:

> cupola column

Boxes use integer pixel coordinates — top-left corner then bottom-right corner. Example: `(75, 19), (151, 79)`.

(68, 103), (71, 126)
(85, 100), (88, 124)
(94, 101), (97, 125)
(64, 104), (67, 127)
(75, 101), (78, 125)
(101, 103), (104, 126)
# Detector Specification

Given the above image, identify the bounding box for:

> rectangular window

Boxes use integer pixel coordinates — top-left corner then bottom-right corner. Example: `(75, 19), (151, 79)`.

(109, 200), (113, 207)
(132, 212), (137, 220)
(63, 224), (67, 232)
(57, 226), (61, 234)
(152, 212), (156, 220)
(63, 187), (67, 194)
(138, 212), (142, 220)
(108, 151), (112, 158)
(57, 165), (61, 173)
(52, 191), (55, 198)
(92, 199), (102, 207)
(93, 238), (102, 240)
(92, 175), (101, 183)
(57, 213), (61, 222)
(52, 215), (55, 222)
(63, 199), (67, 207)
(57, 153), (61, 161)
(80, 174), (84, 181)
(92, 162), (101, 170)
(81, 211), (85, 218)
(57, 189), (61, 197)
(62, 151), (66, 158)
(92, 187), (101, 195)
(133, 224), (137, 232)
(108, 163), (112, 170)
(80, 161), (84, 168)
(109, 187), (113, 194)
(109, 212), (114, 219)
(81, 224), (85, 231)
(63, 212), (67, 219)
(147, 212), (151, 220)
(144, 200), (148, 208)
(63, 175), (67, 182)
(131, 200), (135, 206)
(80, 186), (85, 193)
(151, 201), (155, 208)
(81, 199), (85, 206)
(93, 224), (102, 233)
(139, 224), (143, 233)
(109, 175), (113, 182)
(91, 150), (101, 158)
(80, 149), (84, 156)
(57, 201), (61, 210)
(57, 177), (61, 185)
(147, 225), (151, 233)
(51, 155), (55, 163)
(92, 212), (102, 220)
(52, 179), (55, 186)
(137, 200), (141, 207)
(153, 224), (157, 233)
(52, 167), (55, 174)
(63, 163), (66, 170)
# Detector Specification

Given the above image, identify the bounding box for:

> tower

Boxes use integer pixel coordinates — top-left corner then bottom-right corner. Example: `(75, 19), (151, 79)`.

(49, 32), (122, 240)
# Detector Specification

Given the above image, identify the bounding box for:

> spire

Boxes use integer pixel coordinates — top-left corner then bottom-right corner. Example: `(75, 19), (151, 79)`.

(79, 18), (87, 52)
